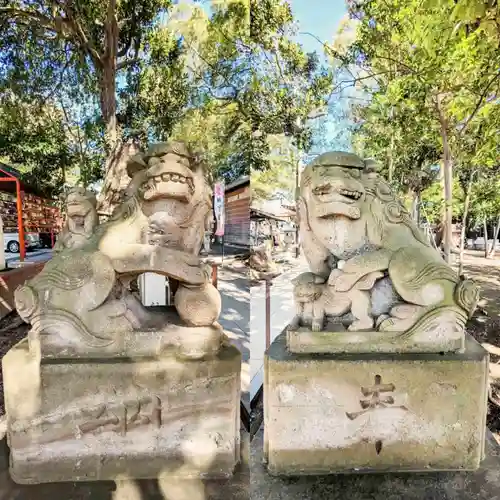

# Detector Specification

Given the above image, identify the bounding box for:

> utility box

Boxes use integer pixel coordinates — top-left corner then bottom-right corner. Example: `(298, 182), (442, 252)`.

(138, 272), (170, 306)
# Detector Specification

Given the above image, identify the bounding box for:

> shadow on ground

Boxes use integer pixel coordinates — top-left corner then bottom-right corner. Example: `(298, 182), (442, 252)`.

(462, 261), (500, 318)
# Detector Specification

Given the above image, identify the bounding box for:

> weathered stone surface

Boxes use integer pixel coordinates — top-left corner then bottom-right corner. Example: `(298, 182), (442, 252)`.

(0, 263), (45, 320)
(24, 306), (224, 360)
(4, 338), (242, 484)
(287, 325), (463, 354)
(291, 151), (480, 353)
(252, 426), (500, 500)
(0, 429), (249, 500)
(15, 141), (221, 361)
(264, 332), (488, 475)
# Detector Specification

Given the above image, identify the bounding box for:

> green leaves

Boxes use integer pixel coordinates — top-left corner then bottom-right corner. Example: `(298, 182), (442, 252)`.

(341, 0), (499, 222)
(0, 96), (77, 196)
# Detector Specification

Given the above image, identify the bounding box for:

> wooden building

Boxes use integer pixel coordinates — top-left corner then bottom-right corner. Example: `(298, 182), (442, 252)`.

(223, 176), (250, 248)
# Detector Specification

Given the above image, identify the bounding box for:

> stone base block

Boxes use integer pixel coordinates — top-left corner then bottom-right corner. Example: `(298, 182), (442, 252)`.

(252, 426), (500, 500)
(31, 306), (223, 361)
(264, 331), (488, 475)
(287, 323), (463, 354)
(3, 339), (241, 484)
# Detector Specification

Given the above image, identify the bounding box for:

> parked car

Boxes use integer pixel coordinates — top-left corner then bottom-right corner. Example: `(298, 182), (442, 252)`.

(3, 232), (40, 253)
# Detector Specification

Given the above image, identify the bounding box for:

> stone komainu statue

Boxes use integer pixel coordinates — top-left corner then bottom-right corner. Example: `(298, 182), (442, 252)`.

(290, 151), (479, 349)
(4, 142), (242, 484)
(15, 141), (222, 359)
(53, 187), (99, 253)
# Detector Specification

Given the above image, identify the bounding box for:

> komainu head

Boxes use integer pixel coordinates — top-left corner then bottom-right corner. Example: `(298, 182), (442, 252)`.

(125, 141), (209, 207)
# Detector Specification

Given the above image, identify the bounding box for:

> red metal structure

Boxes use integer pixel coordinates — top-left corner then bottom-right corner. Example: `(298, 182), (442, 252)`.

(0, 164), (61, 262)
(0, 166), (26, 261)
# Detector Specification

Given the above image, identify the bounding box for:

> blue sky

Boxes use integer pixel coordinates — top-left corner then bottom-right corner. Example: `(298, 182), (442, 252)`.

(183, 0), (353, 152)
(290, 0), (347, 54)
(290, 0), (354, 153)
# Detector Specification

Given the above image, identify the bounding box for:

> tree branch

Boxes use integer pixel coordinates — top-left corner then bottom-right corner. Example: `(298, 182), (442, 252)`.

(0, 7), (55, 29)
(42, 46), (72, 103)
(459, 71), (500, 136)
(0, 6), (103, 68)
(116, 57), (141, 70)
(117, 16), (138, 58)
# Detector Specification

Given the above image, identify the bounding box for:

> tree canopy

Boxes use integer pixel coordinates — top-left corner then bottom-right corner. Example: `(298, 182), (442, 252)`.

(0, 0), (337, 207)
(334, 0), (500, 260)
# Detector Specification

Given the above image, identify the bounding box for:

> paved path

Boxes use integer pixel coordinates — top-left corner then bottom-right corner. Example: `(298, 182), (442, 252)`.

(457, 250), (500, 318)
(250, 255), (309, 401)
(217, 265), (250, 407)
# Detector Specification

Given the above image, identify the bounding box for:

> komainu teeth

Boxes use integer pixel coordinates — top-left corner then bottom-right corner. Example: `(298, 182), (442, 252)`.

(162, 173), (170, 181)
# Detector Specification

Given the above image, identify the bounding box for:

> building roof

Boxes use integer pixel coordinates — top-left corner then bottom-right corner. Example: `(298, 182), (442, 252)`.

(274, 207), (295, 218)
(225, 175), (249, 192)
(0, 162), (48, 198)
(251, 199), (295, 219)
(0, 162), (22, 179)
(250, 207), (291, 223)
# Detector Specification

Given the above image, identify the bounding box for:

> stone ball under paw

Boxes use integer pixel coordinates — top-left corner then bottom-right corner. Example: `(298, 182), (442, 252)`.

(174, 283), (221, 326)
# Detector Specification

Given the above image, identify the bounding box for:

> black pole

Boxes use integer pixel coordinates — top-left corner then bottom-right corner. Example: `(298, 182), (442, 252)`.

(222, 234), (225, 264)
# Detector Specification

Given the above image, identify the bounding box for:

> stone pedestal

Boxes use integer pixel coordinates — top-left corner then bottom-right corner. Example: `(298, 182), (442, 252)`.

(252, 426), (500, 500)
(287, 324), (464, 354)
(264, 331), (488, 475)
(3, 338), (241, 484)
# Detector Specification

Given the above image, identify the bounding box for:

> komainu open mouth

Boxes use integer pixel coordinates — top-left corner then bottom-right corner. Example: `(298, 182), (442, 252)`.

(142, 171), (195, 202)
(313, 184), (363, 203)
(147, 172), (194, 192)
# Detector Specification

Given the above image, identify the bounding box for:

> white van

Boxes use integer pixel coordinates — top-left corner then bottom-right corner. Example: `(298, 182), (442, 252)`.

(3, 233), (40, 253)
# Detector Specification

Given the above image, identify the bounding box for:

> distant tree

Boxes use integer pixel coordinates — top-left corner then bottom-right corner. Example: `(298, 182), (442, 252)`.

(0, 0), (189, 212)
(336, 0), (500, 262)
(0, 93), (76, 197)
(251, 135), (297, 202)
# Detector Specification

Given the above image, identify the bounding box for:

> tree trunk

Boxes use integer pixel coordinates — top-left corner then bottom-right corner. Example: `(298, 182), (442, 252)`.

(388, 134), (394, 184)
(99, 64), (118, 147)
(96, 0), (126, 217)
(96, 139), (140, 217)
(458, 171), (475, 276)
(436, 95), (453, 264)
(61, 163), (66, 189)
(410, 191), (420, 224)
(100, 0), (119, 148)
(487, 215), (500, 258)
(295, 157), (300, 258)
(483, 218), (489, 258)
